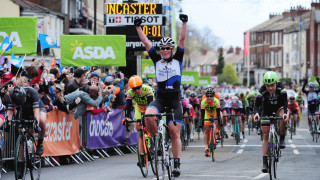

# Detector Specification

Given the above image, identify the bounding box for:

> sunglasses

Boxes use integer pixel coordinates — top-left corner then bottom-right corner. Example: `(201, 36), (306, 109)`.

(132, 86), (142, 91)
(161, 47), (171, 51)
(206, 95), (214, 98)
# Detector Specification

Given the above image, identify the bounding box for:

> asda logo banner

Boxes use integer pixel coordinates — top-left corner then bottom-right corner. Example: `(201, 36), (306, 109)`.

(198, 76), (211, 86)
(141, 59), (155, 78)
(61, 35), (126, 66)
(181, 71), (199, 86)
(0, 17), (37, 56)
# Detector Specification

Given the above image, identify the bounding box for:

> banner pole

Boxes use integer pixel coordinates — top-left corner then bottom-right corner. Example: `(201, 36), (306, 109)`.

(14, 54), (26, 79)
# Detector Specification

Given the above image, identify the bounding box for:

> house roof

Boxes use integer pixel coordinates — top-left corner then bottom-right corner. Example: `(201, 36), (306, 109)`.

(249, 15), (283, 32)
(11, 0), (65, 17)
(189, 50), (219, 66)
(224, 51), (243, 65)
(284, 11), (311, 33)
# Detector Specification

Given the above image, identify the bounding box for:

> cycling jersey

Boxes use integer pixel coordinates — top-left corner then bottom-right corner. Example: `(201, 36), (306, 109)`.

(248, 99), (255, 113)
(188, 97), (200, 110)
(182, 98), (192, 109)
(8, 87), (42, 119)
(295, 96), (304, 105)
(255, 82), (288, 116)
(125, 85), (154, 119)
(148, 46), (183, 93)
(201, 97), (220, 121)
(288, 101), (299, 111)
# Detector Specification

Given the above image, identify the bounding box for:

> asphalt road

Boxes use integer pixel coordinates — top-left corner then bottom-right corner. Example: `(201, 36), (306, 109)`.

(2, 114), (320, 180)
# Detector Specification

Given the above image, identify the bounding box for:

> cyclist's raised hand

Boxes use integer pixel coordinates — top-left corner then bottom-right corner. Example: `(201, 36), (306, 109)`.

(134, 18), (142, 27)
(254, 113), (260, 121)
(179, 14), (188, 22)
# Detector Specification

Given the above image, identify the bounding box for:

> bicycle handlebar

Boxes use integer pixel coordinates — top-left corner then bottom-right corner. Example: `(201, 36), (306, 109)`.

(144, 109), (176, 126)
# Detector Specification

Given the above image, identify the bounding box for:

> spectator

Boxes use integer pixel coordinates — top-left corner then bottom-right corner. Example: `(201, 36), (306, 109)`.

(29, 58), (45, 86)
(104, 76), (114, 87)
(53, 83), (69, 112)
(2, 58), (9, 70)
(64, 85), (102, 119)
(15, 76), (28, 87)
(1, 64), (23, 86)
(65, 68), (85, 95)
(39, 86), (54, 113)
(31, 58), (39, 67)
(89, 72), (99, 84)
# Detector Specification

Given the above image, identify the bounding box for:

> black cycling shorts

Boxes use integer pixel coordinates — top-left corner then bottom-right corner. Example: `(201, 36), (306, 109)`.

(148, 92), (182, 124)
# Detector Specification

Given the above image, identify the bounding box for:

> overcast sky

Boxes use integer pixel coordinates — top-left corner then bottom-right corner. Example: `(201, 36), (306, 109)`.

(180, 0), (313, 48)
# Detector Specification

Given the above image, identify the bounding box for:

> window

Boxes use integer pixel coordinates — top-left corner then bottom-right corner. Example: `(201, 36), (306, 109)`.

(293, 33), (297, 44)
(270, 51), (274, 66)
(286, 53), (289, 64)
(271, 33), (274, 45)
(286, 73), (289, 78)
(278, 50), (282, 66)
(311, 53), (314, 66)
(279, 32), (282, 45)
(275, 32), (278, 45)
(275, 51), (278, 66)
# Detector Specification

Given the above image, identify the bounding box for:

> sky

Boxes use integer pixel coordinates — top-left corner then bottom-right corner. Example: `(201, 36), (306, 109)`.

(179, 0), (313, 49)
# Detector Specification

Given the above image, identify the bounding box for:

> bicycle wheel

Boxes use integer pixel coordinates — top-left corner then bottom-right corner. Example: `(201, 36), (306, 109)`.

(186, 124), (190, 146)
(290, 118), (293, 140)
(235, 122), (240, 145)
(180, 125), (185, 151)
(166, 150), (174, 180)
(312, 119), (316, 142)
(268, 134), (274, 180)
(220, 128), (224, 148)
(148, 137), (157, 176)
(248, 117), (251, 135)
(15, 135), (27, 180)
(29, 136), (41, 180)
(273, 136), (279, 179)
(137, 131), (148, 177)
(155, 134), (165, 180)
(210, 128), (215, 162)
(197, 120), (201, 140)
(314, 120), (318, 142)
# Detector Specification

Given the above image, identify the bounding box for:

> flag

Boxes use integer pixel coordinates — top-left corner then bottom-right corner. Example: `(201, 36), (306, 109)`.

(11, 52), (25, 68)
(244, 31), (249, 56)
(39, 34), (57, 49)
(0, 36), (13, 52)
(299, 16), (303, 30)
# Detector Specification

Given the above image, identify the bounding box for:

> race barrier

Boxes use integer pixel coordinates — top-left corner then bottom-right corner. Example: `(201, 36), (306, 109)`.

(43, 110), (80, 157)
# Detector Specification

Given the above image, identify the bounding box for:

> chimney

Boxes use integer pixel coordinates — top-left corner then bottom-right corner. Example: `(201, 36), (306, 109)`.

(227, 46), (234, 54)
(312, 2), (320, 10)
(282, 10), (290, 18)
(235, 47), (241, 55)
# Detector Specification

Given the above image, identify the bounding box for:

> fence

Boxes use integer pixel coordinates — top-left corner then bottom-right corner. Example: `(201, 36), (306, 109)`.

(1, 109), (138, 169)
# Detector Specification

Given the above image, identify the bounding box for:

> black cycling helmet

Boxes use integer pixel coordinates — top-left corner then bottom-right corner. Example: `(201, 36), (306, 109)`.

(289, 96), (295, 101)
(10, 86), (26, 105)
(205, 87), (215, 96)
(190, 92), (196, 98)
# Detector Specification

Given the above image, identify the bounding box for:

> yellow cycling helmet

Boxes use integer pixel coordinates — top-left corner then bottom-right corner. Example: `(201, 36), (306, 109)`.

(238, 93), (246, 99)
(129, 75), (143, 88)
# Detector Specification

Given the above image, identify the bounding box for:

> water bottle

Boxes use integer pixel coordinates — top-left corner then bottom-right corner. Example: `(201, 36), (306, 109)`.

(27, 140), (33, 154)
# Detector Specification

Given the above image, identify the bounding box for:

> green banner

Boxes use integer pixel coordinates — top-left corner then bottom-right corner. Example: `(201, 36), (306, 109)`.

(141, 59), (155, 78)
(198, 76), (211, 86)
(181, 71), (199, 86)
(61, 35), (126, 67)
(310, 77), (320, 87)
(0, 17), (37, 56)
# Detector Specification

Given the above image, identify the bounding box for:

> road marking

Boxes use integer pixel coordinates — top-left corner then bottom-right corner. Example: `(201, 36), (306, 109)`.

(288, 139), (293, 143)
(244, 139), (248, 143)
(237, 149), (243, 154)
(290, 144), (296, 149)
(240, 144), (246, 148)
(253, 173), (267, 179)
(293, 149), (300, 154)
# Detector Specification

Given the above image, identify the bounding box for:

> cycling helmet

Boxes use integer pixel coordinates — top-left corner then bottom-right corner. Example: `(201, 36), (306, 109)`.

(309, 82), (315, 89)
(232, 96), (239, 101)
(263, 71), (278, 85)
(128, 75), (143, 88)
(289, 96), (295, 101)
(298, 91), (303, 95)
(190, 92), (196, 98)
(159, 37), (175, 47)
(205, 87), (215, 96)
(246, 93), (255, 99)
(238, 93), (246, 99)
(10, 86), (26, 105)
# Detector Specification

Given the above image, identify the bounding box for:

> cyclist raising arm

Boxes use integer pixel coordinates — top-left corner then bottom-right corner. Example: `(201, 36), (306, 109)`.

(135, 14), (188, 177)
(254, 71), (288, 173)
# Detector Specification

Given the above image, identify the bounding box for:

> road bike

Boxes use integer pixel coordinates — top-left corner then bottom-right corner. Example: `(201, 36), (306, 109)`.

(123, 116), (156, 178)
(11, 119), (41, 180)
(145, 108), (176, 180)
(180, 117), (187, 151)
(310, 113), (318, 142)
(231, 115), (240, 145)
(203, 118), (219, 162)
(260, 116), (282, 180)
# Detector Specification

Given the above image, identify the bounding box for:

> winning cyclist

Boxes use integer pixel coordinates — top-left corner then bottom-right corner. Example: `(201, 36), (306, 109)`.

(302, 79), (320, 133)
(254, 71), (288, 173)
(200, 88), (221, 157)
(123, 75), (154, 167)
(135, 14), (188, 177)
